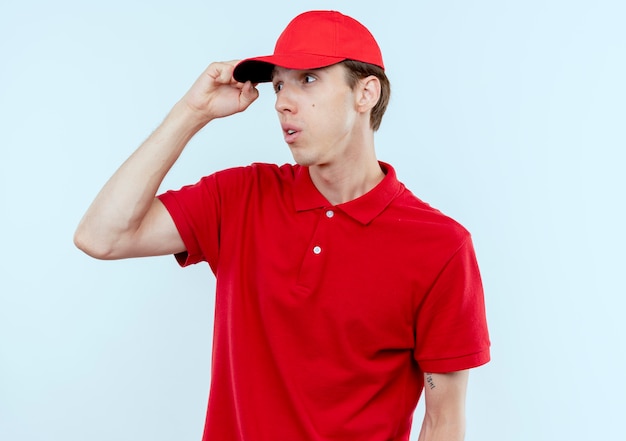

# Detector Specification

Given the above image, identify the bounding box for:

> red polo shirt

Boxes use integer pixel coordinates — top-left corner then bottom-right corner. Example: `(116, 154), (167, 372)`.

(157, 162), (490, 441)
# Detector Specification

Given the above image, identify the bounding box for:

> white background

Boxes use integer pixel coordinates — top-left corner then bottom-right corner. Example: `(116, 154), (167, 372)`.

(1, 1), (625, 440)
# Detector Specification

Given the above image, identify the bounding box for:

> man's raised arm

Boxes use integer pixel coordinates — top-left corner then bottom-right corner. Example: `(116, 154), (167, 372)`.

(74, 61), (259, 260)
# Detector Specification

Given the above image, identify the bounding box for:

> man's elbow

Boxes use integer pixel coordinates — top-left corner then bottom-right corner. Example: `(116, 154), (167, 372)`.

(73, 226), (118, 260)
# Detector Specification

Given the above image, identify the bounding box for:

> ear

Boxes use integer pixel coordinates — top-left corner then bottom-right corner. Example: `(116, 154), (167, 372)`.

(356, 75), (381, 114)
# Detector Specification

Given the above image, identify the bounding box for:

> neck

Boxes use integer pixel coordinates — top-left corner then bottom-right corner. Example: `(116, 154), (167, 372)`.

(308, 146), (384, 206)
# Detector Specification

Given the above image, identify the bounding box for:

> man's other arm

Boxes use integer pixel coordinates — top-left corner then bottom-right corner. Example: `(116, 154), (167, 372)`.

(417, 370), (469, 441)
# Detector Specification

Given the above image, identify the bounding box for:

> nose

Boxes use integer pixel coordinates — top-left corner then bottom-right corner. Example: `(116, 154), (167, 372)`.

(275, 85), (297, 114)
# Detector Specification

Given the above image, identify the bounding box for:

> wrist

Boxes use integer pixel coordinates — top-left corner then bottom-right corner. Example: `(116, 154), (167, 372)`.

(168, 100), (214, 133)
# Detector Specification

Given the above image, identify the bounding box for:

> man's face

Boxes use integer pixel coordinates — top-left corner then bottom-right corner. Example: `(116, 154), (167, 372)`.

(272, 63), (362, 167)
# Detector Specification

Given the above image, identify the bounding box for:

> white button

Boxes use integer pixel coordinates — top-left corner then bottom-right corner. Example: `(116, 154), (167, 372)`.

(313, 246), (322, 254)
(325, 210), (334, 218)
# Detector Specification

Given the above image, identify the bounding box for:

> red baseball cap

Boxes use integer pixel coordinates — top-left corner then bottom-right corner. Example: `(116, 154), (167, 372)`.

(233, 10), (384, 83)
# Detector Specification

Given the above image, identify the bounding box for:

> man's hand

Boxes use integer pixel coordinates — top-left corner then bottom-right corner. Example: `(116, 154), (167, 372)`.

(181, 60), (260, 124)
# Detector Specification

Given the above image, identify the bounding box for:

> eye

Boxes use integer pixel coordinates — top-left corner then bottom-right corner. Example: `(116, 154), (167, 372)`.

(303, 74), (316, 84)
(273, 82), (283, 93)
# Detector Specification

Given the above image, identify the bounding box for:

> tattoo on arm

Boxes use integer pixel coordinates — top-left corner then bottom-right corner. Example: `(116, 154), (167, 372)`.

(426, 373), (436, 390)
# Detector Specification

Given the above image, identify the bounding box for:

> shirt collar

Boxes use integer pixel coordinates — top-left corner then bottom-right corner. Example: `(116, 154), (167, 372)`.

(293, 161), (405, 225)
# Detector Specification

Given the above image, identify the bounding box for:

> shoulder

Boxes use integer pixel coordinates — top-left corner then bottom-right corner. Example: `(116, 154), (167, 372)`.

(390, 186), (471, 246)
(179, 163), (298, 196)
(161, 163), (298, 207)
(203, 163), (301, 212)
(379, 162), (469, 243)
(212, 162), (298, 186)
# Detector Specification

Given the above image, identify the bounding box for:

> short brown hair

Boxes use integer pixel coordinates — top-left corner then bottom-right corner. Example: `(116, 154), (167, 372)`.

(341, 60), (391, 131)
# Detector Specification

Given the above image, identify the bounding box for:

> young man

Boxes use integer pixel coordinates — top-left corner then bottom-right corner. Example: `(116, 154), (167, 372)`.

(75, 10), (490, 441)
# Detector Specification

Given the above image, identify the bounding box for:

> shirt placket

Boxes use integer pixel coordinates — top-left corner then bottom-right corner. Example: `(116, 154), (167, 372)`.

(294, 208), (336, 296)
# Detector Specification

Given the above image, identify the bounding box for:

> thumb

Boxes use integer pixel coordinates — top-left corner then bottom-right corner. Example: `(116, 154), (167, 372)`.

(239, 81), (260, 110)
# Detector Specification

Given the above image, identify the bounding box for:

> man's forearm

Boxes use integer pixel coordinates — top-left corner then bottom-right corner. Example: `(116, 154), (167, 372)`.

(417, 414), (465, 441)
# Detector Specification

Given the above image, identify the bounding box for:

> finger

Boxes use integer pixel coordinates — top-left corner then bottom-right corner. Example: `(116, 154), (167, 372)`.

(206, 61), (237, 85)
(220, 60), (245, 85)
(239, 81), (259, 110)
(218, 63), (236, 84)
(222, 60), (250, 86)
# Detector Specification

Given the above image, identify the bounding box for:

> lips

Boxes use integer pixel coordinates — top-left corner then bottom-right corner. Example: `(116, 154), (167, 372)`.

(281, 124), (301, 144)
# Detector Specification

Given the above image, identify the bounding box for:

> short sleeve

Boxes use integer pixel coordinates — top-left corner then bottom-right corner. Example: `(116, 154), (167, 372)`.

(414, 237), (491, 373)
(157, 173), (222, 271)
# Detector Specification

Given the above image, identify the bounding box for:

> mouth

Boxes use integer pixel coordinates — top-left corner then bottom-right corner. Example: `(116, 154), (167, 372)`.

(282, 126), (300, 143)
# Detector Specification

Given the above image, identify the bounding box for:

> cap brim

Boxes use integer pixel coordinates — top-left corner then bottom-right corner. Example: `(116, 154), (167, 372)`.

(233, 53), (347, 83)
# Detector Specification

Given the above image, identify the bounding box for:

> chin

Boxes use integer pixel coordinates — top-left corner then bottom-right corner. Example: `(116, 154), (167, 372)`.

(289, 150), (317, 167)
(293, 158), (314, 167)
